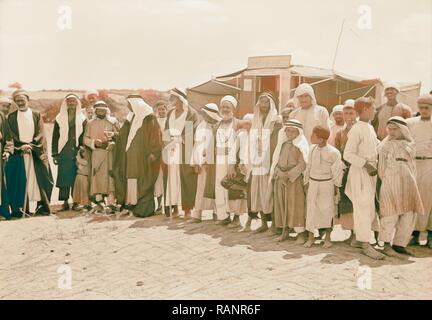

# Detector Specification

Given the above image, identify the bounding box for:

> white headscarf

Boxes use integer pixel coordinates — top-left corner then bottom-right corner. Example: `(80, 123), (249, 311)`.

(220, 95), (238, 109)
(126, 96), (154, 151)
(251, 92), (279, 132)
(293, 83), (317, 108)
(384, 82), (401, 93)
(201, 103), (222, 122)
(344, 99), (355, 108)
(55, 94), (86, 153)
(170, 88), (189, 112)
(269, 119), (309, 183)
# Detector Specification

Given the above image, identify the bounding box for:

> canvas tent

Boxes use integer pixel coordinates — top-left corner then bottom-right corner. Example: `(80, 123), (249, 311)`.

(187, 55), (421, 117)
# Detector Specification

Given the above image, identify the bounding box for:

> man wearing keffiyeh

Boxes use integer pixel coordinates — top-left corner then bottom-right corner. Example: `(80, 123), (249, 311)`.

(52, 94), (87, 211)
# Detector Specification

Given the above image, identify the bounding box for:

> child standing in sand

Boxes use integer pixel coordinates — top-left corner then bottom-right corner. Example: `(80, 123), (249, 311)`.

(304, 126), (344, 249)
(73, 147), (91, 211)
(377, 116), (424, 257)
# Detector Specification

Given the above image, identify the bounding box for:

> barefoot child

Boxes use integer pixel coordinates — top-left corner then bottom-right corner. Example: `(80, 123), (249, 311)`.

(72, 147), (91, 210)
(304, 126), (344, 248)
(270, 119), (309, 243)
(344, 97), (385, 260)
(377, 116), (423, 257)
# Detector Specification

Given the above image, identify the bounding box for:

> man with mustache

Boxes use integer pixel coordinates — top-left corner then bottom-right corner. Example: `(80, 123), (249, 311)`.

(3, 89), (53, 217)
(208, 95), (248, 228)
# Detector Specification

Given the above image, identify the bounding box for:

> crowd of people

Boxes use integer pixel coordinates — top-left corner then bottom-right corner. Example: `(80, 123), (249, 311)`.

(0, 83), (431, 260)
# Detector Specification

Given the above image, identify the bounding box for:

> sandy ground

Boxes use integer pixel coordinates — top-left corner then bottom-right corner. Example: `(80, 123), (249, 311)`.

(0, 210), (431, 300)
(1, 124), (431, 300)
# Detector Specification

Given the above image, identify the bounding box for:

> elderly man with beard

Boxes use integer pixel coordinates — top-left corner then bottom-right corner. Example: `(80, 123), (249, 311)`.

(244, 92), (281, 233)
(163, 88), (198, 219)
(52, 94), (87, 211)
(112, 95), (162, 217)
(84, 101), (118, 212)
(3, 89), (53, 217)
(206, 95), (248, 228)
(372, 82), (412, 140)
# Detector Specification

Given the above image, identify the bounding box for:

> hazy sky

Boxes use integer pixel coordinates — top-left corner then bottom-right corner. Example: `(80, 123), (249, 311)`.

(1, 0), (431, 92)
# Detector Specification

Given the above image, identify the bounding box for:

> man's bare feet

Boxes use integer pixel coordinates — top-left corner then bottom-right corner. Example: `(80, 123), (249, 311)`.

(268, 225), (280, 236)
(303, 239), (314, 248)
(216, 217), (231, 225)
(188, 218), (201, 224)
(295, 232), (307, 245)
(253, 222), (268, 234)
(277, 229), (289, 242)
(382, 244), (400, 257)
(350, 237), (363, 248)
(227, 219), (241, 229)
(243, 218), (252, 232)
(183, 213), (191, 220)
(362, 245), (385, 260)
(392, 245), (414, 256)
(323, 240), (332, 248)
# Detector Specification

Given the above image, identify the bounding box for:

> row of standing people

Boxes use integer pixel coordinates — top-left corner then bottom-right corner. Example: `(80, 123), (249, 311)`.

(0, 86), (431, 261)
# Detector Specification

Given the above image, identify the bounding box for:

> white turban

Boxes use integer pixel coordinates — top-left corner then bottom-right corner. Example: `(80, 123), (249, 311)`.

(220, 95), (238, 109)
(331, 105), (344, 115)
(0, 96), (12, 105)
(384, 82), (401, 93)
(344, 99), (355, 108)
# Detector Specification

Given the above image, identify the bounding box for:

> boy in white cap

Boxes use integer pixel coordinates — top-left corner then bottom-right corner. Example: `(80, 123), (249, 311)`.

(378, 116), (423, 256)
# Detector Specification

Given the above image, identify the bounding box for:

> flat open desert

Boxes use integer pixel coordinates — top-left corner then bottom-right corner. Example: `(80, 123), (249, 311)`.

(1, 210), (432, 300)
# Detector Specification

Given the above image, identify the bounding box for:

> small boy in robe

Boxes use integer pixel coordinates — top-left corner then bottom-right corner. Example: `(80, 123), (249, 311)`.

(304, 126), (344, 248)
(72, 147), (91, 211)
(270, 119), (309, 243)
(378, 116), (423, 257)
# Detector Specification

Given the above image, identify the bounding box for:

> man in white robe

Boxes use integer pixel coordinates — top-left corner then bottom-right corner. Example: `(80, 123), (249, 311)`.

(190, 103), (221, 223)
(289, 83), (331, 145)
(344, 97), (385, 260)
(213, 95), (248, 228)
(407, 94), (432, 248)
(163, 88), (198, 219)
(246, 92), (281, 233)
